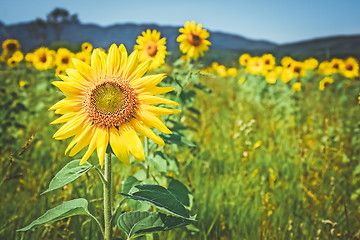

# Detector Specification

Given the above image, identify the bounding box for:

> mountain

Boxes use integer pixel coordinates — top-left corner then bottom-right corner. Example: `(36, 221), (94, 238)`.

(0, 21), (277, 51)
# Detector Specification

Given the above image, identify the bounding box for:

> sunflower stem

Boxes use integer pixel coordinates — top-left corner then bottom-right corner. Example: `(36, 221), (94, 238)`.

(145, 136), (150, 178)
(103, 151), (112, 240)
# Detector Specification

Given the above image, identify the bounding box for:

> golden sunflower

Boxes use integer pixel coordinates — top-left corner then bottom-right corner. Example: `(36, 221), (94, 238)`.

(227, 68), (238, 77)
(50, 44), (180, 167)
(281, 56), (294, 69)
(7, 57), (19, 68)
(262, 54), (275, 70)
(239, 53), (251, 66)
(75, 51), (92, 65)
(265, 71), (277, 84)
(25, 53), (34, 63)
(291, 61), (306, 77)
(329, 58), (344, 74)
(177, 21), (211, 59)
(2, 39), (20, 54)
(281, 68), (293, 83)
(134, 29), (167, 70)
(246, 57), (263, 74)
(319, 77), (334, 91)
(304, 57), (318, 70)
(56, 48), (75, 68)
(292, 82), (301, 92)
(12, 51), (24, 62)
(341, 57), (359, 79)
(318, 61), (333, 75)
(81, 42), (93, 52)
(33, 47), (55, 70)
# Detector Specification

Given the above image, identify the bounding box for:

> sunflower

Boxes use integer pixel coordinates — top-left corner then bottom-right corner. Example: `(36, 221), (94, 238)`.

(215, 65), (227, 77)
(177, 21), (211, 59)
(56, 48), (74, 68)
(329, 58), (344, 74)
(25, 53), (34, 63)
(265, 71), (277, 84)
(304, 57), (318, 70)
(50, 44), (180, 167)
(227, 68), (238, 77)
(341, 57), (359, 79)
(246, 57), (263, 74)
(2, 39), (20, 54)
(239, 53), (251, 66)
(291, 61), (306, 77)
(55, 67), (67, 76)
(281, 68), (293, 83)
(292, 82), (301, 92)
(134, 29), (167, 70)
(75, 51), (92, 65)
(319, 77), (334, 91)
(81, 42), (93, 52)
(262, 54), (275, 70)
(281, 56), (294, 69)
(7, 57), (19, 68)
(32, 47), (55, 70)
(318, 61), (333, 75)
(12, 51), (24, 62)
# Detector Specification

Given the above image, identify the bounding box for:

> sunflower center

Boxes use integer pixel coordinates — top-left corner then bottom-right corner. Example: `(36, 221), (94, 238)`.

(294, 66), (301, 73)
(333, 63), (339, 69)
(346, 64), (353, 71)
(7, 43), (17, 52)
(265, 60), (270, 65)
(84, 78), (138, 127)
(146, 42), (158, 57)
(61, 57), (69, 64)
(188, 33), (202, 46)
(40, 54), (47, 63)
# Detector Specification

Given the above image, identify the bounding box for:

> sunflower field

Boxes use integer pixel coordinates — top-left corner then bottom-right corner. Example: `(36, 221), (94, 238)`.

(1, 21), (360, 240)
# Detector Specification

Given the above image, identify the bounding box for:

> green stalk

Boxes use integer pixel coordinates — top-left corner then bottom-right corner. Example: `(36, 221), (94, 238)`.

(103, 150), (112, 240)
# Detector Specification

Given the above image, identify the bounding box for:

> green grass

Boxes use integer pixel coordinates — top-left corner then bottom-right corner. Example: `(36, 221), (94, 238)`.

(1, 57), (360, 240)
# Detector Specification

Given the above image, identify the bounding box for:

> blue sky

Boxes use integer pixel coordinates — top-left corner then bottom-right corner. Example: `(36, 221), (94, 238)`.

(1, 0), (359, 44)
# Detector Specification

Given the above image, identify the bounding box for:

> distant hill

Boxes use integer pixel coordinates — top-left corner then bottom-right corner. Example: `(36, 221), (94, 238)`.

(0, 21), (277, 51)
(0, 21), (359, 61)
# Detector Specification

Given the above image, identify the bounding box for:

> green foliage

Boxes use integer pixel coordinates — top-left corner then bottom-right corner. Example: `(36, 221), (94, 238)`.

(42, 159), (93, 194)
(17, 198), (91, 232)
(117, 211), (190, 239)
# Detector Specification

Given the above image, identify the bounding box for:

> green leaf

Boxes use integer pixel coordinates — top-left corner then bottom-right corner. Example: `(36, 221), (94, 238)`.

(147, 155), (167, 173)
(122, 176), (141, 194)
(42, 159), (93, 194)
(117, 211), (190, 239)
(121, 185), (190, 219)
(167, 179), (190, 207)
(17, 198), (90, 231)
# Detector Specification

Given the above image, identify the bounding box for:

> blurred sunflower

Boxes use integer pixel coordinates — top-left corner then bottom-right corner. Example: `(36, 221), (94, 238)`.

(318, 61), (333, 75)
(12, 51), (24, 62)
(32, 47), (55, 70)
(246, 57), (263, 74)
(134, 29), (167, 70)
(56, 48), (74, 68)
(304, 57), (318, 70)
(50, 44), (180, 167)
(25, 53), (34, 63)
(75, 51), (91, 65)
(81, 42), (93, 52)
(319, 77), (334, 91)
(281, 68), (293, 83)
(291, 61), (306, 77)
(329, 58), (344, 73)
(292, 82), (301, 92)
(281, 56), (294, 69)
(177, 21), (211, 59)
(341, 57), (359, 79)
(227, 67), (238, 77)
(55, 67), (67, 76)
(239, 53), (251, 66)
(7, 57), (19, 68)
(215, 65), (227, 77)
(262, 54), (275, 70)
(265, 71), (278, 84)
(2, 39), (20, 54)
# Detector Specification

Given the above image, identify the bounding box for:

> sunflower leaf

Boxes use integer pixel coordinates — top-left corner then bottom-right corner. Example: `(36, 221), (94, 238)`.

(121, 185), (190, 219)
(42, 159), (93, 195)
(17, 198), (90, 231)
(117, 211), (191, 239)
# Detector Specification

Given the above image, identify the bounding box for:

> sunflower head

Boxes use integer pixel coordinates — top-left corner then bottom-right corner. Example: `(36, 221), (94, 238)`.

(341, 57), (359, 79)
(81, 42), (93, 52)
(239, 53), (251, 66)
(75, 51), (92, 65)
(2, 39), (20, 54)
(265, 71), (278, 84)
(33, 47), (55, 70)
(319, 77), (334, 91)
(134, 29), (167, 70)
(291, 61), (306, 77)
(246, 57), (264, 74)
(292, 82), (301, 92)
(56, 48), (75, 68)
(262, 54), (275, 70)
(7, 57), (19, 68)
(50, 44), (180, 167)
(304, 57), (318, 70)
(281, 56), (294, 69)
(177, 21), (211, 59)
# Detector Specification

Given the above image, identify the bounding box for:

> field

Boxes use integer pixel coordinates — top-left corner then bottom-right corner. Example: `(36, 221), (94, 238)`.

(1, 39), (360, 240)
